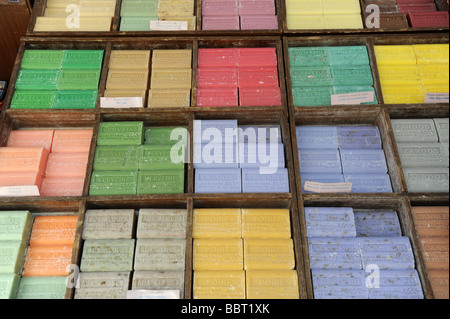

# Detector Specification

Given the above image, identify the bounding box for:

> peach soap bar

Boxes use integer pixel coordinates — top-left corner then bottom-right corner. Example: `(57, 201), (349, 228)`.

(7, 130), (55, 152)
(0, 172), (44, 189)
(29, 215), (78, 246)
(193, 209), (242, 239)
(51, 129), (93, 153)
(45, 153), (89, 178)
(0, 147), (49, 174)
(39, 177), (85, 197)
(22, 245), (73, 277)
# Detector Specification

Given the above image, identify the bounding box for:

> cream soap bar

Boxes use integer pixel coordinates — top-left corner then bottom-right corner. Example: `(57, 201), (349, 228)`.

(136, 209), (187, 239)
(74, 272), (131, 299)
(134, 238), (186, 271)
(80, 239), (135, 272)
(82, 209), (135, 239)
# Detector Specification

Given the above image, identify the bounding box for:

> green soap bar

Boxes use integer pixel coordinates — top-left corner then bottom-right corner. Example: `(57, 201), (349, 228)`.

(62, 50), (104, 69)
(80, 239), (135, 272)
(120, 17), (158, 31)
(137, 170), (185, 195)
(10, 90), (56, 109)
(290, 66), (332, 87)
(328, 46), (370, 66)
(332, 86), (378, 105)
(16, 276), (67, 299)
(288, 47), (330, 67)
(331, 65), (374, 86)
(57, 69), (101, 90)
(53, 90), (98, 109)
(144, 127), (188, 146)
(97, 121), (144, 146)
(21, 50), (64, 70)
(89, 170), (138, 196)
(15, 70), (60, 90)
(0, 241), (26, 274)
(292, 86), (332, 106)
(0, 274), (20, 299)
(0, 211), (32, 242)
(93, 146), (140, 171)
(120, 0), (158, 17)
(139, 145), (185, 170)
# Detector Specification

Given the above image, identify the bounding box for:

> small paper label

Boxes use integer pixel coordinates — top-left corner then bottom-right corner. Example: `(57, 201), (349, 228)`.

(331, 91), (375, 105)
(150, 21), (188, 31)
(100, 97), (143, 108)
(127, 290), (180, 299)
(425, 93), (449, 103)
(304, 181), (352, 193)
(0, 186), (40, 197)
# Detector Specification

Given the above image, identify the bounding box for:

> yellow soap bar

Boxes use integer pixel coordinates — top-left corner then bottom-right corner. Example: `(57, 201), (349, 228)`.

(152, 50), (192, 69)
(413, 44), (450, 65)
(109, 50), (151, 70)
(322, 0), (361, 14)
(150, 69), (192, 89)
(324, 14), (363, 29)
(46, 0), (81, 8)
(378, 66), (421, 86)
(423, 84), (450, 95)
(246, 270), (300, 299)
(194, 239), (243, 271)
(157, 0), (194, 17)
(106, 69), (149, 90)
(242, 209), (291, 239)
(44, 8), (71, 17)
(193, 270), (246, 299)
(193, 209), (242, 239)
(148, 89), (191, 108)
(287, 15), (325, 30)
(381, 85), (425, 104)
(34, 17), (112, 32)
(374, 45), (417, 66)
(418, 65), (450, 86)
(285, 0), (324, 15)
(159, 16), (197, 30)
(79, 1), (116, 17)
(244, 239), (295, 270)
(104, 89), (147, 99)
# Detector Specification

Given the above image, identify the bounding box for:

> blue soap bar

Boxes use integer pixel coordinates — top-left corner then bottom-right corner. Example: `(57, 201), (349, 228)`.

(308, 237), (362, 270)
(368, 269), (424, 299)
(354, 211), (402, 237)
(296, 126), (338, 149)
(238, 143), (285, 169)
(305, 207), (357, 238)
(340, 149), (388, 174)
(238, 125), (282, 144)
(193, 120), (238, 145)
(195, 168), (242, 193)
(242, 168), (289, 193)
(312, 269), (369, 299)
(337, 126), (382, 149)
(301, 173), (345, 193)
(344, 174), (393, 193)
(193, 143), (238, 169)
(359, 237), (415, 270)
(299, 149), (342, 174)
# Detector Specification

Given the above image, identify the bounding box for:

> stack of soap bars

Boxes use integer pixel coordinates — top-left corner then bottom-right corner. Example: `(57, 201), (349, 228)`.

(202, 0), (278, 30)
(297, 125), (393, 193)
(374, 44), (449, 104)
(34, 0), (116, 32)
(306, 207), (424, 299)
(11, 49), (104, 109)
(197, 48), (281, 107)
(193, 208), (299, 299)
(120, 0), (196, 31)
(289, 46), (378, 106)
(286, 0), (364, 30)
(391, 118), (449, 192)
(90, 122), (186, 195)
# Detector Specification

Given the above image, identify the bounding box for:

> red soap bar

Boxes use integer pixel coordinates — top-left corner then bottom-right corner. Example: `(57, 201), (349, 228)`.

(196, 88), (239, 107)
(0, 171), (44, 189)
(409, 11), (449, 27)
(399, 3), (437, 12)
(238, 48), (278, 68)
(45, 153), (89, 178)
(239, 87), (282, 106)
(197, 68), (238, 88)
(396, 0), (435, 3)
(202, 16), (240, 30)
(51, 129), (93, 154)
(7, 130), (55, 152)
(40, 177), (85, 197)
(198, 48), (239, 68)
(238, 67), (279, 88)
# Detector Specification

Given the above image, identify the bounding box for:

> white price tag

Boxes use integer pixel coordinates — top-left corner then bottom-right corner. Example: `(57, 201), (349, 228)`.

(100, 97), (143, 108)
(425, 93), (449, 104)
(150, 21), (188, 31)
(0, 186), (40, 197)
(331, 91), (375, 105)
(304, 181), (353, 193)
(127, 290), (180, 299)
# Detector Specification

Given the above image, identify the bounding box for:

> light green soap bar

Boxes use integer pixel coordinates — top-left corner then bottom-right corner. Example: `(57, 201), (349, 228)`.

(89, 170), (138, 196)
(290, 66), (332, 87)
(10, 90), (56, 109)
(21, 50), (64, 70)
(120, 16), (158, 31)
(139, 145), (185, 170)
(144, 127), (188, 145)
(0, 211), (32, 242)
(80, 239), (135, 272)
(15, 70), (60, 90)
(330, 65), (374, 86)
(16, 276), (67, 299)
(292, 86), (332, 106)
(120, 0), (159, 17)
(61, 50), (104, 69)
(137, 169), (185, 195)
(97, 121), (144, 146)
(0, 241), (27, 274)
(0, 274), (20, 299)
(57, 69), (101, 90)
(288, 47), (330, 67)
(328, 46), (370, 66)
(53, 90), (98, 109)
(93, 146), (140, 171)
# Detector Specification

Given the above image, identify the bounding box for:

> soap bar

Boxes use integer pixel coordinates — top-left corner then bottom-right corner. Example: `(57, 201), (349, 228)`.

(374, 45), (417, 66)
(109, 50), (151, 70)
(239, 0), (275, 15)
(369, 269), (424, 299)
(29, 215), (78, 246)
(145, 127), (188, 145)
(0, 171), (43, 189)
(193, 209), (242, 239)
(344, 173), (393, 193)
(290, 66), (332, 87)
(106, 69), (149, 90)
(0, 147), (49, 174)
(238, 142), (285, 169)
(134, 238), (186, 271)
(420, 237), (449, 270)
(148, 89), (191, 107)
(340, 149), (388, 174)
(45, 153), (89, 178)
(194, 142), (238, 169)
(322, 0), (361, 14)
(202, 0), (239, 16)
(132, 270), (185, 298)
(403, 167), (449, 193)
(299, 149), (342, 174)
(202, 16), (240, 31)
(239, 125), (282, 144)
(137, 209), (187, 239)
(193, 119), (238, 142)
(312, 269), (369, 299)
(378, 66), (421, 85)
(287, 15), (325, 30)
(418, 65), (450, 85)
(304, 207), (357, 238)
(0, 241), (27, 274)
(196, 88), (239, 107)
(324, 14), (364, 29)
(434, 118), (449, 143)
(398, 3), (437, 12)
(22, 245), (73, 277)
(159, 16), (197, 30)
(21, 50), (64, 70)
(244, 238), (295, 270)
(246, 270), (300, 300)
(378, 13), (409, 29)
(239, 48), (278, 68)
(292, 87), (332, 106)
(119, 17), (157, 31)
(242, 209), (291, 239)
(428, 269), (449, 299)
(413, 44), (449, 65)
(359, 237), (415, 269)
(10, 90), (56, 109)
(242, 168), (289, 193)
(238, 67), (279, 88)
(82, 209), (135, 239)
(40, 177), (85, 197)
(354, 211), (402, 237)
(300, 173), (345, 193)
(51, 129), (93, 154)
(152, 50), (192, 69)
(74, 272), (130, 299)
(0, 211), (32, 242)
(195, 168), (242, 193)
(104, 89), (147, 100)
(15, 70), (60, 90)
(296, 126), (338, 149)
(285, 0), (323, 15)
(194, 238), (243, 270)
(89, 170), (138, 196)
(239, 87), (282, 107)
(391, 119), (439, 143)
(139, 145), (185, 170)
(97, 121), (144, 146)
(193, 270), (245, 299)
(308, 237), (362, 270)
(397, 142), (449, 168)
(197, 68), (238, 88)
(93, 146), (140, 171)
(157, 0), (194, 17)
(150, 69), (192, 89)
(53, 90), (98, 109)
(331, 65), (374, 86)
(34, 17), (112, 32)
(62, 50), (104, 70)
(289, 47), (329, 67)
(137, 170), (185, 195)
(0, 274), (20, 299)
(381, 85), (425, 104)
(337, 126), (382, 149)
(80, 239), (135, 272)
(79, 0), (117, 17)
(16, 276), (67, 299)
(198, 48), (239, 68)
(328, 46), (370, 66)
(120, 0), (158, 16)
(411, 206), (449, 238)
(57, 69), (101, 90)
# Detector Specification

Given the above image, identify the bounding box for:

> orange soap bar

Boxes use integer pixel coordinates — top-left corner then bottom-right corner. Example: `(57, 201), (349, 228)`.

(0, 147), (49, 174)
(428, 269), (449, 299)
(412, 206), (449, 238)
(29, 215), (79, 246)
(0, 171), (44, 189)
(45, 153), (89, 178)
(420, 237), (449, 270)
(51, 129), (93, 154)
(40, 177), (85, 197)
(7, 130), (55, 152)
(22, 245), (73, 277)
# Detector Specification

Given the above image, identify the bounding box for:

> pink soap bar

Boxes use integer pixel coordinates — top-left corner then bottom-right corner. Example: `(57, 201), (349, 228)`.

(241, 15), (278, 30)
(0, 171), (44, 189)
(198, 48), (239, 68)
(7, 130), (55, 152)
(203, 0), (239, 16)
(398, 3), (437, 12)
(239, 0), (276, 16)
(196, 88), (239, 107)
(51, 129), (93, 154)
(238, 48), (278, 67)
(45, 153), (89, 178)
(238, 67), (279, 88)
(197, 68), (238, 88)
(202, 16), (240, 30)
(0, 147), (49, 174)
(40, 177), (85, 197)
(239, 87), (281, 106)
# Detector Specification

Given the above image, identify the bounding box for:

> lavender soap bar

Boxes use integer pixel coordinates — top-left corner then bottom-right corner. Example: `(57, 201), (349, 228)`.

(195, 168), (242, 193)
(242, 168), (289, 193)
